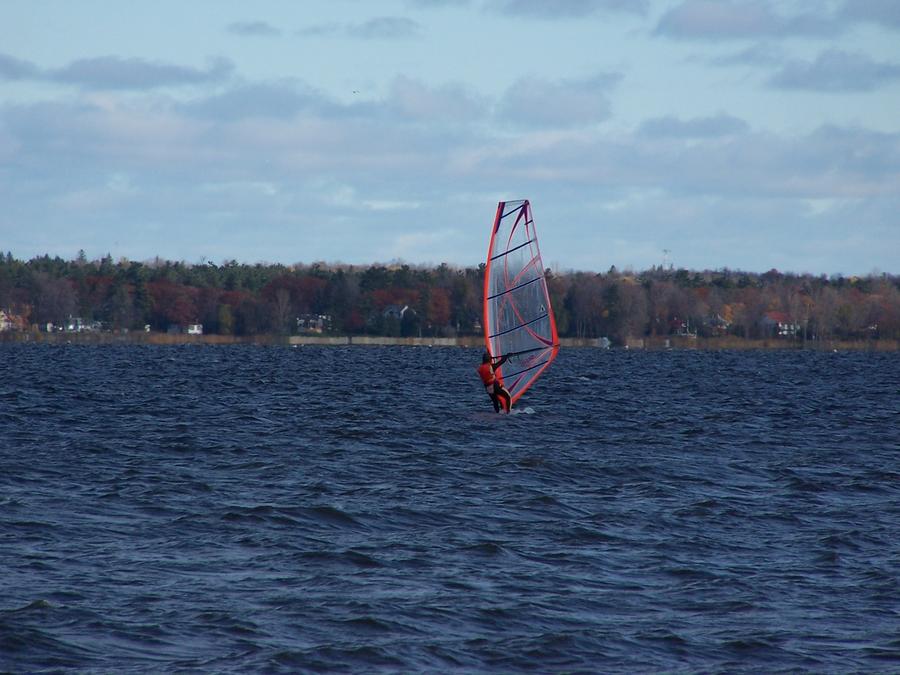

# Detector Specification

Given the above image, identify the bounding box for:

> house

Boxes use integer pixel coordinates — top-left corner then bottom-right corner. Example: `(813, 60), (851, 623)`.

(167, 324), (203, 335)
(669, 316), (697, 337)
(65, 317), (86, 332)
(0, 310), (15, 331)
(296, 314), (332, 333)
(375, 304), (420, 337)
(706, 313), (731, 336)
(763, 311), (801, 337)
(383, 304), (413, 320)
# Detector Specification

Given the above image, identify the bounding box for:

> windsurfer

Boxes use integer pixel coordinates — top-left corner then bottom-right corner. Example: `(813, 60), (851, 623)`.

(477, 352), (512, 413)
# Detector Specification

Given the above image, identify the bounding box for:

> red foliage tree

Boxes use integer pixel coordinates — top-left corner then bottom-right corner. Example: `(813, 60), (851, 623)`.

(427, 287), (451, 328)
(148, 280), (198, 328)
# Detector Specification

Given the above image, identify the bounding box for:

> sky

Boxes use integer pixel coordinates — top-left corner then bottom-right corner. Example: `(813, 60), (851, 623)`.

(1, 0), (898, 275)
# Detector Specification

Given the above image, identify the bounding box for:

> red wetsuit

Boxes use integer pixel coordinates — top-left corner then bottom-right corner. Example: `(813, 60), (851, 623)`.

(477, 358), (511, 412)
(477, 362), (495, 387)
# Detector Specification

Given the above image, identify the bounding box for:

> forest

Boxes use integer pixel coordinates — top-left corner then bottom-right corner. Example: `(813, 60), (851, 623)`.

(1, 251), (899, 344)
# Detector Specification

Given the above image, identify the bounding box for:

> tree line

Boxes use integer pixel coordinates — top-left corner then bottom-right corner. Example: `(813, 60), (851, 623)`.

(1, 252), (898, 343)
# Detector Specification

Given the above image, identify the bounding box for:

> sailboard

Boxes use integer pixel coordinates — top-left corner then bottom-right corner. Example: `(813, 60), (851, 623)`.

(483, 199), (559, 406)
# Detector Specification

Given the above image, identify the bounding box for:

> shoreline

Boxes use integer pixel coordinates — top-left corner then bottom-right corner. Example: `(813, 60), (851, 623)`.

(1, 332), (897, 351)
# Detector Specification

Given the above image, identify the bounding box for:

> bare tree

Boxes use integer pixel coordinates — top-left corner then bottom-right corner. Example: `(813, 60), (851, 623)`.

(618, 280), (649, 340)
(811, 286), (838, 339)
(272, 287), (293, 335)
(32, 273), (76, 326)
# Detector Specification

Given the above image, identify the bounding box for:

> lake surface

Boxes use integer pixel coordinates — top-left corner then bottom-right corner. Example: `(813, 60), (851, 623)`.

(1, 344), (899, 673)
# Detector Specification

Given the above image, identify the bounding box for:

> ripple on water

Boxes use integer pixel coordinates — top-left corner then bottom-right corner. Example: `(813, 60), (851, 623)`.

(1, 345), (899, 672)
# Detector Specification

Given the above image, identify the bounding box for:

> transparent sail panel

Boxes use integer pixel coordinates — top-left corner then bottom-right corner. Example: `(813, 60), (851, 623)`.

(483, 200), (559, 404)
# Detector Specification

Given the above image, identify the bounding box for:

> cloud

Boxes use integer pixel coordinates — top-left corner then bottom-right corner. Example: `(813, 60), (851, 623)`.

(51, 56), (234, 90)
(488, 0), (648, 18)
(386, 76), (486, 122)
(226, 21), (282, 37)
(297, 17), (421, 40)
(638, 113), (749, 138)
(705, 42), (786, 67)
(497, 74), (618, 128)
(296, 23), (342, 37)
(0, 52), (40, 80)
(378, 228), (459, 262)
(0, 53), (234, 90)
(182, 81), (342, 120)
(801, 125), (900, 187)
(2, 98), (212, 173)
(2, 72), (898, 272)
(6, 90), (896, 202)
(179, 76), (485, 125)
(465, 120), (900, 204)
(406, 0), (469, 7)
(840, 0), (900, 29)
(348, 17), (421, 39)
(769, 49), (900, 92)
(655, 0), (837, 40)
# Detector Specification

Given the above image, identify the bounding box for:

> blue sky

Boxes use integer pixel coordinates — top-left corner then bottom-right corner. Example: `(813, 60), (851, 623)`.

(1, 0), (898, 274)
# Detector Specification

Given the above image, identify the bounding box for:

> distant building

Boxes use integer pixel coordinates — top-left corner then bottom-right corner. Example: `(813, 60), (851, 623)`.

(383, 304), (412, 320)
(64, 316), (102, 332)
(65, 317), (83, 332)
(763, 311), (800, 337)
(167, 324), (203, 335)
(706, 313), (731, 336)
(670, 316), (697, 337)
(0, 310), (16, 332)
(296, 314), (332, 333)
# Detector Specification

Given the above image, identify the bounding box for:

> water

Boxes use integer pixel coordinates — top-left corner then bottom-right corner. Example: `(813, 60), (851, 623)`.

(1, 344), (899, 673)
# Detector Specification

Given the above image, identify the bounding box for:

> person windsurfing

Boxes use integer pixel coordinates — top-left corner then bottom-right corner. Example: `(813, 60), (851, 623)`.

(477, 351), (512, 413)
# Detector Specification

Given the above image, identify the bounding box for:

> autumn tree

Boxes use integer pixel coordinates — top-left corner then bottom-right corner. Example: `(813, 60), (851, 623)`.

(426, 287), (451, 334)
(147, 280), (198, 329)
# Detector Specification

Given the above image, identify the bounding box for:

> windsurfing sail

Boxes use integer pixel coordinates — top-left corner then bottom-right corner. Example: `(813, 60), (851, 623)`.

(483, 199), (559, 405)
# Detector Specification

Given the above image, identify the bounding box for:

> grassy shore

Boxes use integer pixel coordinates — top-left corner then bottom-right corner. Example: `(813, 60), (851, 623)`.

(1, 331), (897, 351)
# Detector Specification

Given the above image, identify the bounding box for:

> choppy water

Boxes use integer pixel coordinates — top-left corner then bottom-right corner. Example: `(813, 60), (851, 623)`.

(1, 344), (899, 673)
